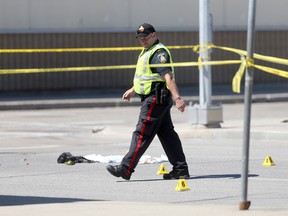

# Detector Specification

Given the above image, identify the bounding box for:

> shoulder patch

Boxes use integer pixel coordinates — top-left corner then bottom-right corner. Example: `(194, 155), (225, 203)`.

(157, 52), (168, 63)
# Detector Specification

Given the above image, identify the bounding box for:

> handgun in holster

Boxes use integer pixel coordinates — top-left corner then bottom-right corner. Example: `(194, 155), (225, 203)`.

(160, 88), (168, 105)
(155, 83), (161, 104)
(155, 83), (169, 105)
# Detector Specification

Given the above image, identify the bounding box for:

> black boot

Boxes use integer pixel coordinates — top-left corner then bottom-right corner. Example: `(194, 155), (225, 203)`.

(106, 164), (131, 180)
(163, 169), (190, 180)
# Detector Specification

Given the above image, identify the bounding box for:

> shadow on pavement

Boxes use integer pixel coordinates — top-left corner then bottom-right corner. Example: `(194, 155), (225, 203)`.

(116, 174), (259, 182)
(190, 174), (259, 179)
(0, 195), (100, 206)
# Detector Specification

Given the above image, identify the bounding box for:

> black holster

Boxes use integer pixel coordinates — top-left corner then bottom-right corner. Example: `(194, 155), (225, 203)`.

(155, 83), (169, 105)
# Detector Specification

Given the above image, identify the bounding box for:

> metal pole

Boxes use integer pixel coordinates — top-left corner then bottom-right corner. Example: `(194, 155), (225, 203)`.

(239, 0), (257, 210)
(199, 0), (212, 107)
(188, 0), (222, 128)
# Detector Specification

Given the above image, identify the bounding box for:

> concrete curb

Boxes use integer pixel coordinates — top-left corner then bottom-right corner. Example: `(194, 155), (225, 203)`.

(0, 93), (287, 110)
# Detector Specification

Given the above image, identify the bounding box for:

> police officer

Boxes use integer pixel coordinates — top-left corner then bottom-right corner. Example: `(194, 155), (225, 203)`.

(106, 23), (189, 180)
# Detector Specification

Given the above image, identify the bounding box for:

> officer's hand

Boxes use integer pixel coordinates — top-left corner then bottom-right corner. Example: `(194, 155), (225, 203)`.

(175, 97), (185, 112)
(122, 87), (135, 101)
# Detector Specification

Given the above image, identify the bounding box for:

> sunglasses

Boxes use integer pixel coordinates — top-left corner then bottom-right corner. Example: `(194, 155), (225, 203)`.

(137, 33), (152, 40)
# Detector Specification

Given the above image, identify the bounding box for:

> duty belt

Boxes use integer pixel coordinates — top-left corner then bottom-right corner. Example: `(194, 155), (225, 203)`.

(139, 92), (155, 101)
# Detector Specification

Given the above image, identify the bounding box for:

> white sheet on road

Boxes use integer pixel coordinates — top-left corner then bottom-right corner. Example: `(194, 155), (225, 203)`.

(83, 154), (168, 164)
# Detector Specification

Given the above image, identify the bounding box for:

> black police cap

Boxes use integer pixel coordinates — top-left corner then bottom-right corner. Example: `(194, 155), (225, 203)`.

(136, 23), (156, 38)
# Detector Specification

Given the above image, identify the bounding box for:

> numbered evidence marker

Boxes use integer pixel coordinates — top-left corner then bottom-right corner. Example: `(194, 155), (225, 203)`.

(175, 179), (190, 191)
(157, 164), (168, 175)
(262, 155), (275, 166)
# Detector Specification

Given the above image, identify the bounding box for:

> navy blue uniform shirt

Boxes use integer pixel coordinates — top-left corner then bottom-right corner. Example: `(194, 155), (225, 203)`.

(142, 40), (173, 94)
(149, 40), (172, 76)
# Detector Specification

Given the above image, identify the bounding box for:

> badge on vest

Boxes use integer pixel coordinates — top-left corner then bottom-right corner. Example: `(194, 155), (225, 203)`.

(157, 53), (167, 63)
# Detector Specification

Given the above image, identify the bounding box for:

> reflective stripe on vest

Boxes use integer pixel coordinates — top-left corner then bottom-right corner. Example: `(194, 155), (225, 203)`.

(133, 43), (174, 95)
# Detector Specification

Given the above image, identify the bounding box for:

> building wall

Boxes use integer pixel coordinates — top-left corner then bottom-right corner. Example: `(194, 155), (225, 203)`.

(0, 30), (287, 92)
(0, 0), (288, 33)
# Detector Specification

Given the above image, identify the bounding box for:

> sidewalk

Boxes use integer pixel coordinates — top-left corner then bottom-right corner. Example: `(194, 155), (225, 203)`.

(1, 201), (288, 216)
(0, 84), (287, 110)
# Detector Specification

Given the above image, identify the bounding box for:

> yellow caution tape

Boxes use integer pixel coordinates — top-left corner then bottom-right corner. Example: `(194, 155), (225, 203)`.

(0, 45), (196, 53)
(200, 44), (288, 92)
(149, 60), (241, 68)
(232, 56), (247, 93)
(254, 64), (288, 78)
(0, 60), (241, 75)
(254, 53), (288, 65)
(0, 65), (137, 75)
(0, 47), (142, 53)
(0, 44), (287, 93)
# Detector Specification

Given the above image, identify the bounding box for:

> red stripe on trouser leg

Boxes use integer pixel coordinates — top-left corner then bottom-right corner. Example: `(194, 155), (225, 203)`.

(127, 97), (156, 175)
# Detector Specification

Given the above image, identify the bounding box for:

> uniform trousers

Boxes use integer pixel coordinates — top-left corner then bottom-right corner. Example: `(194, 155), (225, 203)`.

(120, 94), (188, 176)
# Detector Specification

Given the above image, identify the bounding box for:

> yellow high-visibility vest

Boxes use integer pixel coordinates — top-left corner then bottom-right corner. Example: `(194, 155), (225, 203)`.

(133, 43), (174, 95)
